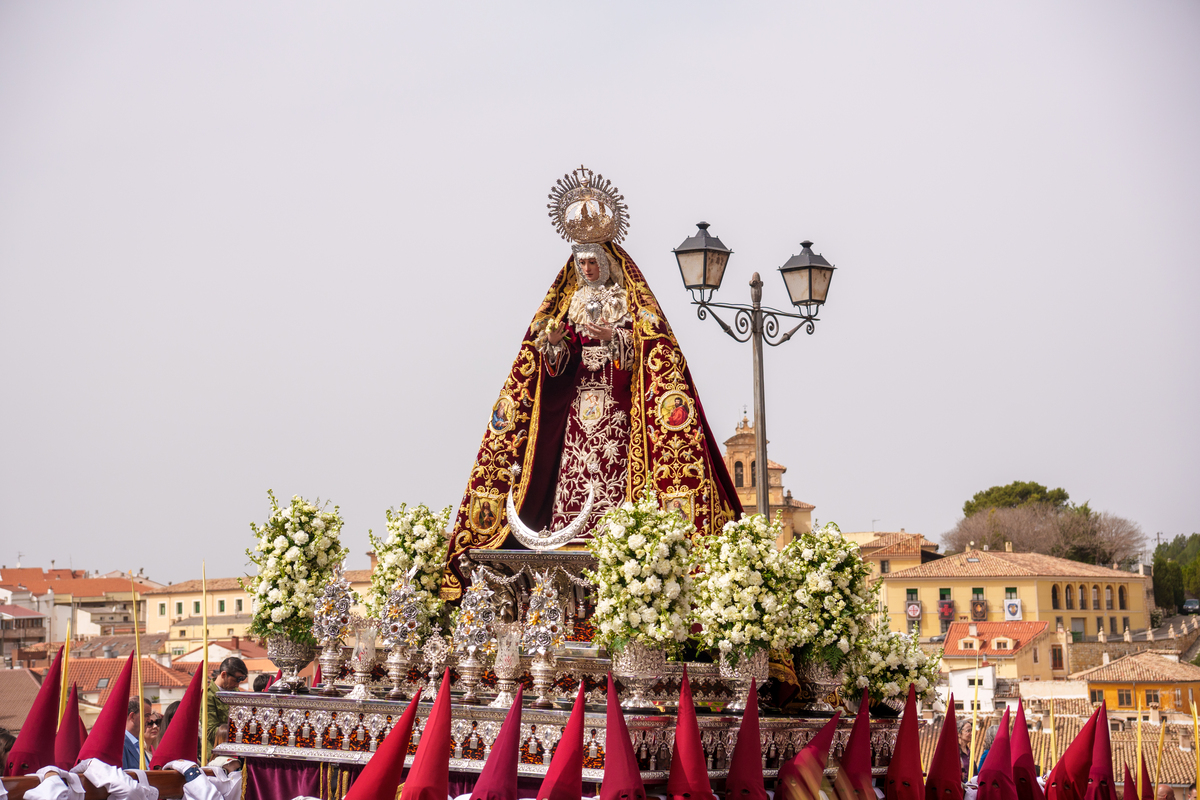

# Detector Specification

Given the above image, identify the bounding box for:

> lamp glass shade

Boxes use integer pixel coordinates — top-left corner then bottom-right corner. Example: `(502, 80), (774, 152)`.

(780, 266), (815, 306)
(704, 250), (730, 290)
(778, 241), (834, 309)
(676, 251), (710, 290)
(809, 266), (833, 304)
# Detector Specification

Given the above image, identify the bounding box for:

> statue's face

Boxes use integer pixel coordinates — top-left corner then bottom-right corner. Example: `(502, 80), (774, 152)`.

(578, 255), (600, 282)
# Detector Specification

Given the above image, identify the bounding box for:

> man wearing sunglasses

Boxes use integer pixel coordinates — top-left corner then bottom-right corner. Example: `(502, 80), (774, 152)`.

(205, 657), (248, 756)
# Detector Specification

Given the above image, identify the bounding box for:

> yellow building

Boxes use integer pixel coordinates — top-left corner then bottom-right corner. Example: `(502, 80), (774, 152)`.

(881, 545), (1152, 642)
(143, 578), (255, 653)
(721, 415), (814, 547)
(1071, 651), (1200, 723)
(940, 620), (1058, 681)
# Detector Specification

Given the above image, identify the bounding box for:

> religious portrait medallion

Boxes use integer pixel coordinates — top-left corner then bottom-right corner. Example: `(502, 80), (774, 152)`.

(489, 396), (515, 435)
(661, 490), (694, 523)
(469, 490), (502, 535)
(657, 390), (694, 431)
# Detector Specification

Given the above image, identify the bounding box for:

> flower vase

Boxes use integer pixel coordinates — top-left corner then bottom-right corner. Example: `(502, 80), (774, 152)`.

(719, 649), (768, 713)
(529, 650), (558, 710)
(316, 642), (344, 697)
(611, 640), (665, 711)
(266, 636), (317, 695)
(386, 644), (412, 701)
(457, 648), (484, 705)
(793, 659), (842, 713)
(489, 622), (522, 708)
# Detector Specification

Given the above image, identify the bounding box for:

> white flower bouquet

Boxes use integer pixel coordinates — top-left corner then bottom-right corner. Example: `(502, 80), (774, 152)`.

(366, 503), (452, 638)
(693, 514), (800, 665)
(585, 489), (695, 652)
(846, 619), (941, 706)
(787, 522), (878, 671)
(243, 491), (348, 645)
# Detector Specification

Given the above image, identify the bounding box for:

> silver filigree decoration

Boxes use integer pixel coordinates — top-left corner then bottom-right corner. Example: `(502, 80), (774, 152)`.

(506, 485), (594, 551)
(312, 562), (355, 646)
(520, 569), (564, 656)
(380, 569), (423, 650)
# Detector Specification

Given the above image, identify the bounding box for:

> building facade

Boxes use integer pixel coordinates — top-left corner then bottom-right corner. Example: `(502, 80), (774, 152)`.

(1070, 651), (1200, 724)
(881, 545), (1152, 641)
(721, 415), (814, 546)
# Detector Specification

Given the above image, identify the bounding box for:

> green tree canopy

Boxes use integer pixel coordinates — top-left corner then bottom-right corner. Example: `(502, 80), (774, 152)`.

(1153, 554), (1185, 612)
(963, 480), (1071, 518)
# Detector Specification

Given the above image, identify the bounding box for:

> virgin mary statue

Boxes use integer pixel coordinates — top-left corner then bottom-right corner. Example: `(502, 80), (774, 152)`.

(443, 166), (741, 598)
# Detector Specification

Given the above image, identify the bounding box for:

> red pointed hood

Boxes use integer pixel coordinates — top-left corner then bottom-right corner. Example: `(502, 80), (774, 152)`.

(925, 696), (963, 800)
(978, 708), (1017, 800)
(76, 652), (136, 767)
(1121, 767), (1135, 800)
(1083, 704), (1115, 800)
(1048, 706), (1099, 800)
(54, 683), (84, 770)
(667, 665), (715, 800)
(1010, 703), (1045, 800)
(1138, 756), (1152, 800)
(151, 660), (206, 768)
(5, 645), (63, 775)
(538, 682), (587, 800)
(345, 689), (423, 800)
(885, 685), (924, 800)
(779, 712), (842, 800)
(600, 674), (645, 800)
(837, 689), (873, 800)
(401, 670), (451, 800)
(468, 686), (523, 800)
(726, 679), (768, 800)
(313, 664), (322, 687)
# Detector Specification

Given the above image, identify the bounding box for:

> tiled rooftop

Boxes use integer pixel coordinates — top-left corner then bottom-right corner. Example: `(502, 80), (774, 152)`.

(886, 549), (1140, 580)
(68, 656), (192, 704)
(0, 668), (43, 730)
(1070, 651), (1200, 683)
(143, 577), (249, 594)
(941, 621), (1050, 658)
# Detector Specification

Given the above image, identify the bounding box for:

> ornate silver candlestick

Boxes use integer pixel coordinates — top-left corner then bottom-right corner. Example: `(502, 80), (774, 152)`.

(521, 569), (565, 710)
(385, 645), (412, 701)
(489, 621), (522, 708)
(451, 568), (497, 706)
(311, 562), (355, 697)
(316, 643), (344, 697)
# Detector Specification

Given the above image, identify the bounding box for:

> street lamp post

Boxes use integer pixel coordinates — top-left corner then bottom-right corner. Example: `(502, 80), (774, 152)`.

(673, 222), (836, 517)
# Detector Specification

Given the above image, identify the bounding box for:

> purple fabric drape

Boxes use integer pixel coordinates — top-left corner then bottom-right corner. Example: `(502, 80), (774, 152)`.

(243, 757), (363, 800)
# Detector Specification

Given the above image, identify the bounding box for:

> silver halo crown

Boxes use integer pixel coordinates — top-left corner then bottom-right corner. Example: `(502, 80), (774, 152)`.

(547, 165), (629, 244)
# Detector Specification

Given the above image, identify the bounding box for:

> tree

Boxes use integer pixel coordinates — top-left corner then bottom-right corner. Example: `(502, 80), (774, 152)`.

(1153, 555), (1185, 612)
(942, 504), (1145, 566)
(962, 481), (1071, 518)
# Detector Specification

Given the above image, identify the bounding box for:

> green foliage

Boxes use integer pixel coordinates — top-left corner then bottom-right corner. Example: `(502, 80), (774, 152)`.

(1154, 534), (1200, 601)
(1152, 555), (1185, 613)
(963, 481), (1071, 518)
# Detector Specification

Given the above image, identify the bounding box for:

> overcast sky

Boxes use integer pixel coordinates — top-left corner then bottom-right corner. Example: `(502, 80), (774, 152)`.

(1, 2), (1197, 584)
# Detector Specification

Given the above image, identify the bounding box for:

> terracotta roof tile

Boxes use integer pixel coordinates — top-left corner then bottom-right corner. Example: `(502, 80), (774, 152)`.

(0, 604), (45, 618)
(142, 577), (249, 595)
(1069, 650), (1200, 683)
(0, 668), (43, 731)
(5, 577), (159, 597)
(68, 656), (192, 705)
(885, 549), (1141, 580)
(941, 621), (1050, 658)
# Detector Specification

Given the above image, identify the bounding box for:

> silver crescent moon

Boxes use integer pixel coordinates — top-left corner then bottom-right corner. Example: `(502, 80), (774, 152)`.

(506, 485), (595, 551)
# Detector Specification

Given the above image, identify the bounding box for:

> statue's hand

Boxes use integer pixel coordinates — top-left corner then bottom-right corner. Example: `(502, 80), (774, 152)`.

(584, 322), (613, 342)
(547, 327), (565, 345)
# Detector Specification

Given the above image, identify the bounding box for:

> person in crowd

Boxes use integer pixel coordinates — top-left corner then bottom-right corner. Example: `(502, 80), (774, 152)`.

(144, 711), (163, 757)
(975, 724), (999, 775)
(123, 697), (152, 769)
(1187, 784), (1196, 800)
(0, 728), (15, 771)
(252, 674), (270, 693)
(958, 719), (974, 781)
(205, 657), (247, 753)
(159, 700), (181, 742)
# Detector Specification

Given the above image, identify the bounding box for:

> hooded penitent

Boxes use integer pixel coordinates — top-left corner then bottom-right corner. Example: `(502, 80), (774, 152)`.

(778, 712), (841, 800)
(1047, 706), (1100, 800)
(537, 683), (587, 800)
(885, 685), (924, 800)
(443, 240), (743, 600)
(468, 686), (523, 800)
(151, 663), (205, 769)
(725, 679), (768, 800)
(343, 690), (423, 800)
(54, 683), (86, 770)
(1010, 702), (1045, 800)
(401, 670), (452, 800)
(1082, 703), (1115, 800)
(5, 645), (63, 775)
(925, 695), (963, 800)
(836, 689), (874, 800)
(600, 674), (645, 800)
(977, 708), (1017, 800)
(667, 666), (714, 800)
(1121, 767), (1135, 800)
(75, 652), (137, 768)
